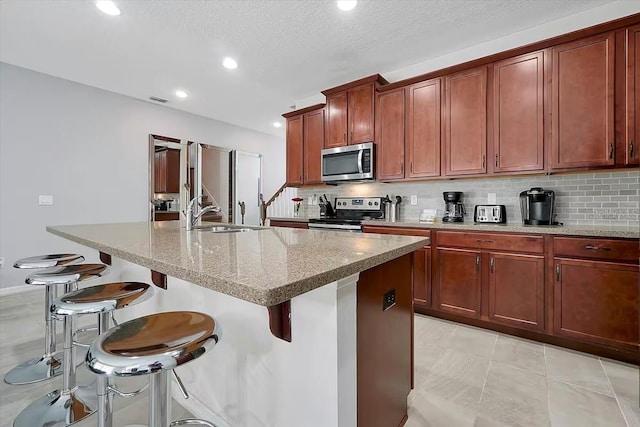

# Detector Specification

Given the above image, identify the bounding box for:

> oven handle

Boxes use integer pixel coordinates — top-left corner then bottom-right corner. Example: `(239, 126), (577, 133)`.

(357, 150), (363, 174)
(308, 223), (362, 231)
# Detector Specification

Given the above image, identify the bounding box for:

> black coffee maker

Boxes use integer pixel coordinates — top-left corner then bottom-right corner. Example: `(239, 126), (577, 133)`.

(519, 187), (558, 225)
(443, 192), (465, 223)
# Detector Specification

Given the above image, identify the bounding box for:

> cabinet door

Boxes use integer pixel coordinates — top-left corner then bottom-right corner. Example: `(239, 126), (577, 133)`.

(286, 115), (304, 186)
(154, 152), (162, 193)
(444, 67), (487, 176)
(551, 33), (615, 169)
(489, 252), (544, 331)
(348, 83), (375, 145)
(554, 258), (639, 347)
(627, 25), (640, 165)
(376, 88), (405, 180)
(165, 149), (181, 194)
(413, 247), (431, 307)
(154, 150), (167, 193)
(303, 109), (325, 184)
(325, 92), (348, 148)
(436, 248), (482, 317)
(493, 52), (544, 173)
(407, 79), (441, 178)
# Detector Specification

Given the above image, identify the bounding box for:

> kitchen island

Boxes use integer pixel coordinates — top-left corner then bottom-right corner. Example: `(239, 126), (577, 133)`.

(47, 221), (428, 427)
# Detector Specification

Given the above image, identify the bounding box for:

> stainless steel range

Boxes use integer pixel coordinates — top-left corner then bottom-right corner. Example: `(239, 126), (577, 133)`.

(308, 197), (384, 232)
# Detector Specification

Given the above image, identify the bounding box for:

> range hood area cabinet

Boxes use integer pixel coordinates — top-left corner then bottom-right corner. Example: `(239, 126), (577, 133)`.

(626, 24), (640, 165)
(322, 74), (388, 148)
(284, 104), (325, 186)
(154, 148), (180, 193)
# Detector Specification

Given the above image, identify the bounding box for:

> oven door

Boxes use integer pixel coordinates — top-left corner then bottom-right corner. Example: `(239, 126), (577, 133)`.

(321, 142), (374, 182)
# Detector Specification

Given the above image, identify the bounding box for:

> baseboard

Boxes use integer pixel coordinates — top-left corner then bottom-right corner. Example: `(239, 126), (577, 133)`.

(0, 285), (39, 297)
(171, 388), (232, 427)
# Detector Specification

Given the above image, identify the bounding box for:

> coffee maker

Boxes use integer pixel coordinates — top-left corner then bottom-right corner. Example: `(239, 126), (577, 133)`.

(519, 187), (558, 225)
(443, 192), (465, 223)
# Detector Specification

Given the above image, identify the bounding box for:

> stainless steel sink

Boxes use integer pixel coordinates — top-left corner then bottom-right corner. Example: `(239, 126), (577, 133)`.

(192, 225), (259, 233)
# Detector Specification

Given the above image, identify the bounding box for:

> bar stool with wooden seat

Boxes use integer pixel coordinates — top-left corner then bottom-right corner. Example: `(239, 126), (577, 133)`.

(4, 254), (85, 385)
(86, 311), (221, 427)
(13, 264), (107, 427)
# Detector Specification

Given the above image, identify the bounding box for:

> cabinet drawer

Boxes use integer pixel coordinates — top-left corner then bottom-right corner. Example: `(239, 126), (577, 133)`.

(363, 226), (430, 247)
(554, 237), (639, 262)
(436, 231), (544, 253)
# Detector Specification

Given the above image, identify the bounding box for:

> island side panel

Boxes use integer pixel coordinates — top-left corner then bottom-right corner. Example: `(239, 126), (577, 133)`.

(357, 254), (413, 427)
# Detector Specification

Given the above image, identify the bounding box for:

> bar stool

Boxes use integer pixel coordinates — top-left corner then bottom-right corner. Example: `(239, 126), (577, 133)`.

(4, 254), (85, 385)
(13, 281), (152, 427)
(86, 311), (221, 427)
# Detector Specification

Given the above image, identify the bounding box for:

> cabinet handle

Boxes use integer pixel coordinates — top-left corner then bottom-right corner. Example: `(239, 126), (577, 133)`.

(490, 257), (494, 273)
(401, 163), (405, 174)
(299, 173), (302, 183)
(584, 245), (612, 251)
(476, 255), (480, 270)
(495, 154), (499, 168)
(482, 154), (486, 168)
(475, 239), (494, 243)
(343, 132), (346, 143)
(609, 143), (614, 159)
(555, 264), (561, 282)
(630, 141), (635, 158)
(350, 131), (353, 142)
(410, 162), (413, 173)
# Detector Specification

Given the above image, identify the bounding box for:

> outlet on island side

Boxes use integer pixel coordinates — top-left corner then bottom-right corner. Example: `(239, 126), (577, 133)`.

(383, 289), (396, 311)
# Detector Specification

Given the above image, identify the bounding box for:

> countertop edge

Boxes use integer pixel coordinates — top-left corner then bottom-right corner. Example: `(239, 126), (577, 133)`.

(47, 226), (427, 306)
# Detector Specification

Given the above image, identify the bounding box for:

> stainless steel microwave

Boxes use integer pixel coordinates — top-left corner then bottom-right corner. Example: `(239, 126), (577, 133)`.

(321, 142), (375, 183)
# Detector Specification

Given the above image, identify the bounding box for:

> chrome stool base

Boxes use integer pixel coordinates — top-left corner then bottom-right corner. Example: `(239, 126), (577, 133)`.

(4, 352), (64, 385)
(12, 386), (98, 427)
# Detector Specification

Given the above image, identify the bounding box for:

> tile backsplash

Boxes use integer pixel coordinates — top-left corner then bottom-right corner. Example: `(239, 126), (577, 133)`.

(297, 170), (639, 227)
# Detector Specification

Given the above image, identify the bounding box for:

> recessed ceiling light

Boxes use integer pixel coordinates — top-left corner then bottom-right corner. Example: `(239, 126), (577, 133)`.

(337, 0), (357, 11)
(175, 90), (188, 99)
(273, 122), (282, 128)
(223, 57), (238, 69)
(96, 1), (121, 16)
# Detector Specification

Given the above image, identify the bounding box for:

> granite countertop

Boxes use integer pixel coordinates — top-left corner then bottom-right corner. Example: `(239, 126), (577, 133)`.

(269, 217), (639, 239)
(47, 222), (427, 306)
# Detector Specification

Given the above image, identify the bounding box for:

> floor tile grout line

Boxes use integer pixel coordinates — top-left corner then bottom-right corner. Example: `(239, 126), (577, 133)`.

(599, 357), (632, 427)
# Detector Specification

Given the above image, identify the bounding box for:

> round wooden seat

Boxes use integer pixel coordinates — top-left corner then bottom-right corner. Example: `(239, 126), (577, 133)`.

(52, 282), (152, 316)
(13, 253), (84, 269)
(87, 311), (220, 377)
(26, 263), (108, 286)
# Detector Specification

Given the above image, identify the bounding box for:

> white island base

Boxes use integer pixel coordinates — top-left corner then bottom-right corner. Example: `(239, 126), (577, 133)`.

(111, 257), (359, 427)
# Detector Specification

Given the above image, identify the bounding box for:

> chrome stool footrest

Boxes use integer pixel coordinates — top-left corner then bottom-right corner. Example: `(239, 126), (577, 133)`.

(170, 419), (218, 426)
(108, 383), (148, 398)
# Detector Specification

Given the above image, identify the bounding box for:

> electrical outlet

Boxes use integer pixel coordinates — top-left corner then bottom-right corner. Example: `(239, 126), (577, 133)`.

(410, 195), (418, 205)
(488, 193), (497, 204)
(308, 194), (318, 205)
(0, 257), (4, 269)
(39, 195), (54, 205)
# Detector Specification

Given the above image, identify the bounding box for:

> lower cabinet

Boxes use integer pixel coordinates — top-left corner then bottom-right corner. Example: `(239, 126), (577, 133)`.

(554, 258), (639, 348)
(269, 220), (309, 229)
(489, 252), (545, 331)
(436, 248), (481, 317)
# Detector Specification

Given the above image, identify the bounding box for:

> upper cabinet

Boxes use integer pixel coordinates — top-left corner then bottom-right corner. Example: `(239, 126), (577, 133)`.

(493, 52), (545, 173)
(444, 66), (488, 176)
(406, 79), (442, 178)
(551, 33), (615, 170)
(154, 148), (180, 194)
(376, 88), (406, 180)
(627, 25), (640, 165)
(284, 104), (326, 187)
(322, 75), (388, 148)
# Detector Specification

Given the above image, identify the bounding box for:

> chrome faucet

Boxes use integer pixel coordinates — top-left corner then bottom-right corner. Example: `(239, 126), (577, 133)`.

(185, 196), (222, 231)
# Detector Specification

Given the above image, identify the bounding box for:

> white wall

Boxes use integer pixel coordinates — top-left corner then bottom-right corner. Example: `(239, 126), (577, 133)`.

(0, 63), (285, 289)
(296, 1), (640, 107)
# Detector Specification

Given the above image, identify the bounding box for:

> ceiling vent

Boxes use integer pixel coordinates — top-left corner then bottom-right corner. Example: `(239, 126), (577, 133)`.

(149, 96), (169, 103)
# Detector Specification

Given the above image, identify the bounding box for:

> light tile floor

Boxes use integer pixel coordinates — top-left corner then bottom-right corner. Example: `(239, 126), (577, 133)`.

(0, 291), (638, 427)
(408, 313), (639, 427)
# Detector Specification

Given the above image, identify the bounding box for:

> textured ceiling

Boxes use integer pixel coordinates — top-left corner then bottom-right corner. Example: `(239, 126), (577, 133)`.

(0, 0), (626, 137)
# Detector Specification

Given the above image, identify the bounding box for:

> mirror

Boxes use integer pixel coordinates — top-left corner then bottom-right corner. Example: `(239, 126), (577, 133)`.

(150, 134), (263, 226)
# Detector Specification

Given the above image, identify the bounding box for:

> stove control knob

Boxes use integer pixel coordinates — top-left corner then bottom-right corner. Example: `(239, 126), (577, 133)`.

(374, 202), (378, 206)
(368, 202), (372, 206)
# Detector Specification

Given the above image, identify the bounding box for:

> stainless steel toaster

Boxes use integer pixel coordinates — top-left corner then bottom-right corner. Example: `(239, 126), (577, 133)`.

(474, 205), (507, 224)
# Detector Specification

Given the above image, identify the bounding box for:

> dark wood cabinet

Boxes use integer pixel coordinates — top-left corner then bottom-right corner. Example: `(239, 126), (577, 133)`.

(375, 88), (405, 180)
(444, 66), (488, 176)
(154, 148), (180, 194)
(551, 33), (615, 169)
(269, 220), (309, 229)
(493, 52), (545, 173)
(406, 79), (442, 178)
(303, 109), (325, 184)
(285, 115), (303, 186)
(362, 226), (431, 307)
(554, 258), (639, 348)
(325, 92), (348, 148)
(488, 252), (545, 331)
(436, 248), (482, 318)
(627, 25), (640, 165)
